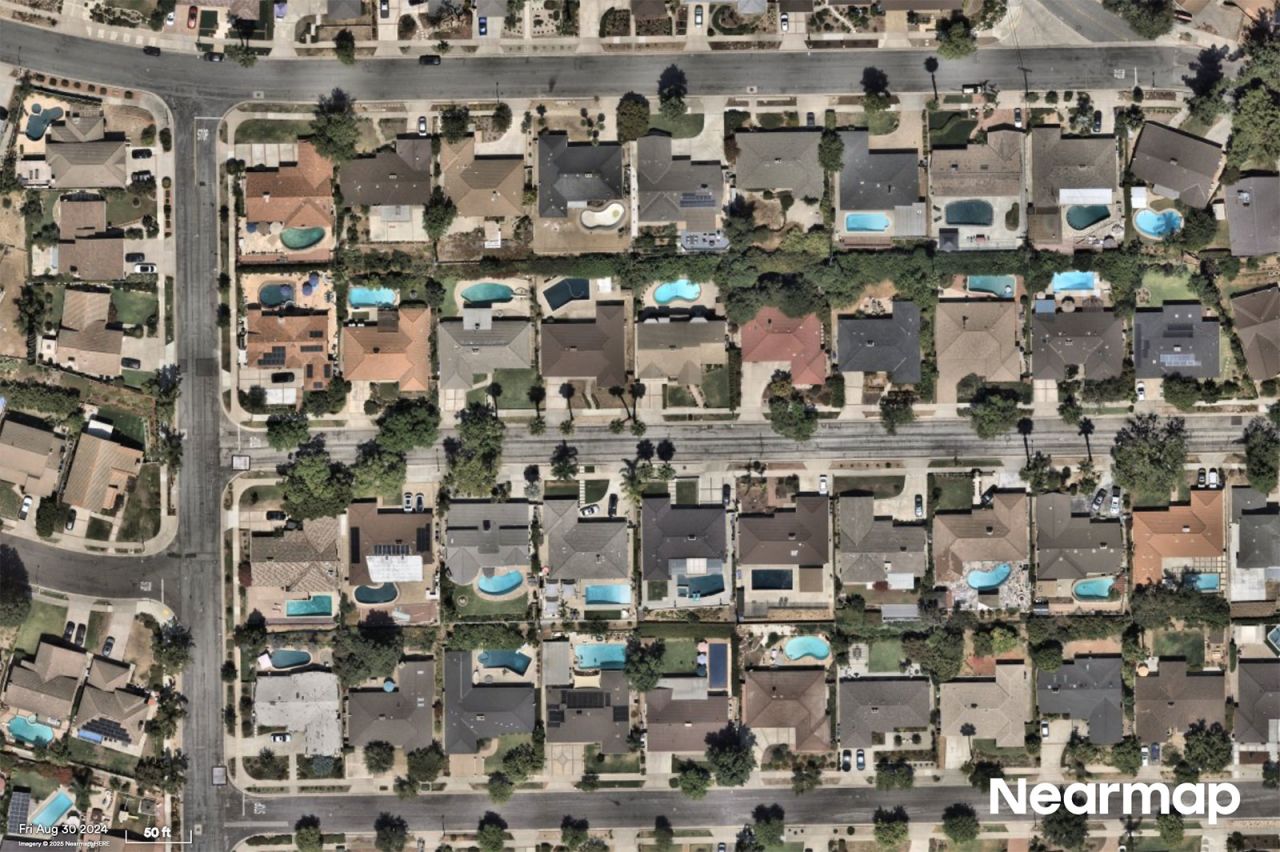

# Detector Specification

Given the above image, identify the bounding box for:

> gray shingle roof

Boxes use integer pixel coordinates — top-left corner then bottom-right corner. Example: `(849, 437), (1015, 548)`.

(836, 302), (922, 383)
(1030, 126), (1118, 209)
(1130, 123), (1222, 209)
(1234, 660), (1279, 745)
(1230, 284), (1280, 382)
(437, 315), (533, 390)
(641, 496), (726, 582)
(1134, 659), (1225, 743)
(1132, 305), (1220, 379)
(838, 677), (931, 749)
(1030, 309), (1126, 381)
(838, 129), (920, 211)
(1035, 493), (1124, 581)
(735, 131), (823, 201)
(545, 670), (630, 753)
(1036, 656), (1124, 745)
(544, 497), (629, 582)
(537, 134), (624, 218)
(444, 651), (536, 754)
(347, 660), (435, 751)
(635, 134), (724, 226)
(835, 495), (927, 586)
(1224, 175), (1280, 257)
(540, 302), (627, 386)
(929, 129), (1023, 199)
(443, 501), (530, 585)
(338, 138), (434, 207)
(738, 495), (830, 567)
(1232, 487), (1280, 571)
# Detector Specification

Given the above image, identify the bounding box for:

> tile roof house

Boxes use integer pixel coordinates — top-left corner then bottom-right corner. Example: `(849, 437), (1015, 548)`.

(835, 495), (927, 588)
(341, 306), (432, 393)
(348, 660), (435, 751)
(837, 130), (924, 235)
(338, 137), (434, 207)
(46, 113), (127, 189)
(1131, 490), (1224, 588)
(940, 662), (1031, 748)
(1028, 127), (1118, 245)
(255, 671), (344, 756)
(934, 300), (1021, 403)
(1234, 660), (1279, 745)
(932, 492), (1029, 585)
(244, 141), (335, 231)
(735, 131), (824, 201)
(742, 668), (830, 753)
(439, 136), (525, 219)
(62, 432), (143, 514)
(1130, 123), (1223, 209)
(1134, 660), (1225, 742)
(835, 302), (922, 384)
(644, 680), (731, 753)
(544, 497), (629, 582)
(2, 642), (85, 724)
(740, 307), (827, 387)
(739, 495), (830, 567)
(1035, 493), (1124, 583)
(1030, 309), (1126, 381)
(540, 301), (627, 387)
(640, 496), (727, 582)
(1230, 487), (1280, 602)
(437, 312), (533, 391)
(838, 677), (932, 749)
(347, 500), (431, 587)
(1230, 285), (1279, 381)
(55, 288), (123, 378)
(249, 517), (343, 592)
(545, 670), (630, 753)
(930, 129), (1024, 199)
(537, 134), (625, 218)
(1224, 174), (1280, 257)
(443, 501), (530, 585)
(635, 134), (725, 231)
(1133, 305), (1220, 379)
(1035, 656), (1124, 745)
(635, 318), (728, 386)
(0, 420), (65, 498)
(444, 650), (536, 753)
(243, 308), (334, 392)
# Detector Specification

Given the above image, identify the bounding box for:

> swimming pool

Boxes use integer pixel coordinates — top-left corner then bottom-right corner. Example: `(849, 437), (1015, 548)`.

(967, 275), (1015, 298)
(944, 200), (994, 227)
(24, 104), (64, 141)
(751, 569), (794, 591)
(1134, 208), (1183, 239)
(1072, 576), (1116, 601)
(584, 584), (631, 605)
(8, 714), (55, 746)
(269, 649), (312, 669)
(476, 570), (524, 596)
(653, 279), (701, 305)
(462, 282), (515, 304)
(1066, 204), (1112, 231)
(31, 791), (74, 831)
(349, 286), (397, 309)
(686, 573), (725, 598)
(257, 283), (294, 308)
(1051, 271), (1098, 292)
(478, 649), (532, 675)
(844, 212), (891, 232)
(1184, 572), (1220, 592)
(575, 643), (628, 670)
(281, 227), (326, 250)
(784, 635), (831, 661)
(285, 595), (333, 617)
(966, 563), (1012, 591)
(354, 583), (398, 605)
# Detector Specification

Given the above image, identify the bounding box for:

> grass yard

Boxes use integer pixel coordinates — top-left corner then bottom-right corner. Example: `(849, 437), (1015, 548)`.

(122, 369), (154, 389)
(664, 385), (698, 408)
(482, 732), (533, 773)
(648, 112), (705, 139)
(833, 475), (904, 499)
(8, 767), (59, 801)
(240, 483), (284, 508)
(111, 290), (158, 327)
(868, 638), (904, 673)
(1153, 630), (1205, 669)
(93, 408), (148, 448)
(701, 365), (731, 409)
(929, 474), (974, 512)
(1140, 268), (1196, 306)
(675, 479), (699, 505)
(85, 609), (110, 653)
(85, 517), (114, 541)
(465, 367), (540, 410)
(584, 743), (642, 773)
(861, 111), (899, 136)
(0, 481), (22, 520)
(583, 479), (610, 504)
(14, 600), (69, 655)
(448, 579), (528, 620)
(658, 637), (698, 674)
(105, 189), (157, 228)
(118, 463), (161, 543)
(929, 111), (977, 147)
(65, 737), (139, 776)
(235, 119), (313, 144)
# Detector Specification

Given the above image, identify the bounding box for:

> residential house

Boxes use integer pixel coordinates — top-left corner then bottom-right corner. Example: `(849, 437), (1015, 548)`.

(243, 141), (335, 260)
(1130, 124), (1222, 209)
(76, 657), (149, 750)
(249, 519), (344, 596)
(835, 495), (927, 591)
(741, 668), (830, 753)
(1228, 487), (1279, 603)
(1134, 659), (1225, 743)
(347, 500), (432, 588)
(1028, 127), (1118, 246)
(1, 641), (85, 725)
(734, 131), (823, 202)
(932, 491), (1029, 586)
(1035, 493), (1124, 601)
(835, 302), (922, 385)
(0, 420), (65, 499)
(55, 288), (123, 378)
(443, 651), (536, 754)
(635, 317), (727, 397)
(934, 300), (1021, 404)
(940, 662), (1031, 748)
(1230, 285), (1279, 382)
(537, 134), (624, 218)
(254, 672), (343, 756)
(1131, 490), (1225, 589)
(738, 495), (831, 617)
(740, 307), (827, 387)
(61, 431), (143, 514)
(1035, 656), (1124, 745)
(929, 128), (1023, 246)
(1133, 305), (1220, 379)
(634, 134), (725, 234)
(644, 678), (731, 754)
(341, 306), (432, 394)
(541, 301), (628, 390)
(544, 497), (629, 601)
(834, 130), (924, 238)
(439, 136), (525, 220)
(442, 501), (530, 586)
(545, 670), (630, 754)
(1224, 175), (1280, 257)
(837, 677), (932, 749)
(436, 311), (533, 393)
(56, 197), (124, 282)
(1030, 309), (1126, 381)
(45, 112), (127, 189)
(338, 137), (435, 241)
(348, 660), (435, 752)
(1234, 660), (1279, 747)
(242, 307), (334, 397)
(640, 496), (729, 609)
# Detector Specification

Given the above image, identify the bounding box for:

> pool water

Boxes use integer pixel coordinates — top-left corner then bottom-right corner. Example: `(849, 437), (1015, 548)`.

(1066, 204), (1111, 231)
(31, 791), (74, 831)
(575, 643), (627, 670)
(354, 583), (398, 605)
(257, 283), (294, 308)
(1051, 271), (1098, 292)
(584, 584), (631, 605)
(1184, 572), (1220, 592)
(461, 283), (515, 304)
(944, 200), (994, 227)
(653, 279), (701, 305)
(686, 574), (725, 598)
(349, 286), (397, 309)
(967, 275), (1015, 298)
(476, 570), (524, 596)
(1134, 208), (1183, 239)
(845, 212), (891, 232)
(8, 714), (55, 746)
(285, 595), (333, 617)
(478, 649), (532, 675)
(269, 649), (312, 669)
(784, 635), (831, 661)
(966, 562), (1012, 591)
(281, 227), (325, 250)
(751, 569), (794, 591)
(1072, 576), (1116, 600)
(24, 104), (64, 141)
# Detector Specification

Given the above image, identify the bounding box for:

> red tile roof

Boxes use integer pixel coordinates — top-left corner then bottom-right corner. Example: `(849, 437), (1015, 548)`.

(739, 307), (826, 386)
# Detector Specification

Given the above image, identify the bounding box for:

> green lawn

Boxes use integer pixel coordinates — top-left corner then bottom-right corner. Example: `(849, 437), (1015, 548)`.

(0, 480), (22, 520)
(85, 517), (114, 541)
(584, 743), (642, 773)
(658, 637), (698, 674)
(834, 475), (904, 499)
(648, 112), (705, 139)
(929, 111), (977, 146)
(583, 480), (610, 504)
(122, 369), (154, 389)
(482, 732), (533, 773)
(664, 385), (698, 408)
(702, 365), (731, 409)
(1140, 268), (1196, 306)
(117, 463), (161, 543)
(929, 474), (974, 512)
(92, 408), (148, 448)
(111, 290), (158, 327)
(1153, 630), (1205, 669)
(240, 483), (284, 508)
(65, 737), (139, 776)
(869, 638), (904, 673)
(466, 368), (541, 410)
(235, 119), (313, 144)
(447, 578), (528, 620)
(14, 600), (69, 655)
(675, 479), (699, 505)
(105, 189), (157, 228)
(8, 767), (59, 800)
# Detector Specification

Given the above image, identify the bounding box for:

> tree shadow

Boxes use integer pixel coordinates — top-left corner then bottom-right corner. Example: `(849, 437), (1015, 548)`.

(0, 544), (32, 627)
(861, 66), (890, 98)
(1183, 45), (1228, 97)
(658, 64), (688, 100)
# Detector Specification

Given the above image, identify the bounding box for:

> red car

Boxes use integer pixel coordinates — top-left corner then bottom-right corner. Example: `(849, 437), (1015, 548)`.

(187, 5), (198, 27)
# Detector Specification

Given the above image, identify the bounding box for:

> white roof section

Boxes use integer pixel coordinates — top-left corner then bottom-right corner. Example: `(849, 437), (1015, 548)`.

(367, 554), (424, 583)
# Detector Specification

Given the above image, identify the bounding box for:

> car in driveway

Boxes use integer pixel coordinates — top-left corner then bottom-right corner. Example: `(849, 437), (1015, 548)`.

(1091, 488), (1107, 514)
(65, 509), (76, 531)
(402, 491), (414, 512)
(131, 148), (153, 160)
(1041, 720), (1050, 739)
(694, 5), (703, 26)
(579, 504), (599, 517)
(914, 494), (924, 518)
(855, 749), (865, 770)
(271, 733), (291, 743)
(1197, 468), (1207, 487)
(1092, 110), (1103, 133)
(1207, 468), (1219, 488)
(478, 15), (487, 34)
(133, 263), (157, 274)
(418, 116), (428, 136)
(780, 12), (788, 30)
(1014, 107), (1023, 128)
(125, 252), (147, 263)
(101, 636), (115, 656)
(722, 483), (732, 508)
(415, 493), (425, 512)
(1141, 745), (1149, 766)
(266, 510), (287, 522)
(18, 495), (32, 520)
(1110, 487), (1122, 516)
(63, 621), (75, 642)
(379, 0), (389, 16)
(1149, 742), (1160, 763)
(817, 474), (829, 496)
(187, 4), (198, 27)
(1136, 382), (1145, 401)
(607, 494), (619, 517)
(74, 623), (86, 647)
(840, 749), (852, 771)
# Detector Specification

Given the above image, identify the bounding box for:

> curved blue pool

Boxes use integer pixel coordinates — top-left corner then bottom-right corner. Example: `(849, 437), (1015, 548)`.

(281, 227), (326, 250)
(1134, 208), (1183, 239)
(257, 283), (294, 308)
(349, 286), (397, 309)
(478, 649), (532, 675)
(1051, 271), (1098, 292)
(354, 583), (398, 605)
(269, 649), (312, 669)
(584, 584), (631, 605)
(1072, 576), (1115, 600)
(476, 570), (524, 596)
(461, 283), (514, 304)
(575, 643), (627, 670)
(784, 635), (831, 661)
(8, 714), (55, 746)
(24, 104), (64, 141)
(966, 563), (1012, 591)
(967, 275), (1015, 298)
(653, 279), (701, 304)
(845, 212), (891, 232)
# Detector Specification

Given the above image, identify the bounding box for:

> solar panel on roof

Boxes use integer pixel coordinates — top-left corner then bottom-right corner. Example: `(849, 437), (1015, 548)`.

(707, 642), (728, 691)
(1160, 353), (1200, 367)
(565, 691), (608, 709)
(6, 789), (30, 836)
(82, 717), (132, 745)
(680, 192), (716, 208)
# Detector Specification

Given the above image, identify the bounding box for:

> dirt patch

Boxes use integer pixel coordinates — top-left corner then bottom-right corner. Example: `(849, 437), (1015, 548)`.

(123, 616), (155, 684)
(104, 104), (159, 144)
(0, 195), (31, 358)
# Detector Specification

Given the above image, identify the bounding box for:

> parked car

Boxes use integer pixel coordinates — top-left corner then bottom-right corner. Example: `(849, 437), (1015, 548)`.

(65, 509), (76, 531)
(961, 83), (983, 94)
(266, 510), (287, 522)
(417, 115), (428, 136)
(1197, 468), (1206, 486)
(1110, 487), (1122, 516)
(133, 263), (157, 274)
(1136, 382), (1146, 401)
(780, 12), (788, 30)
(607, 494), (619, 517)
(1208, 468), (1219, 489)
(125, 252), (146, 263)
(478, 15), (487, 34)
(121, 357), (142, 370)
(806, 111), (815, 127)
(722, 483), (732, 508)
(1091, 488), (1107, 514)
(1149, 743), (1160, 763)
(63, 621), (76, 641)
(1014, 107), (1023, 128)
(143, 45), (162, 56)
(101, 636), (115, 657)
(203, 51), (225, 62)
(1092, 110), (1103, 133)
(1141, 745), (1149, 766)
(914, 494), (924, 518)
(379, 0), (389, 16)
(187, 4), (198, 27)
(415, 493), (425, 512)
(840, 749), (852, 771)
(18, 495), (32, 520)
(694, 5), (703, 26)
(164, 10), (174, 24)
(269, 371), (294, 384)
(579, 504), (599, 517)
(817, 474), (829, 496)
(855, 749), (865, 771)
(1040, 720), (1050, 738)
(418, 54), (441, 65)
(717, 845), (726, 852)
(402, 491), (414, 512)
(74, 623), (86, 647)
(131, 148), (153, 160)
(271, 733), (291, 743)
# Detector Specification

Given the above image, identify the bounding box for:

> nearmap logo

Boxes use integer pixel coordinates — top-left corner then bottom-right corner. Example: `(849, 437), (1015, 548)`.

(990, 779), (1241, 824)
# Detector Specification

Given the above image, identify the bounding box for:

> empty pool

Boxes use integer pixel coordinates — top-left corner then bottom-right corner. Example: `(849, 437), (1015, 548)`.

(784, 635), (831, 661)
(653, 279), (701, 305)
(967, 275), (1015, 298)
(31, 791), (74, 831)
(1073, 576), (1116, 601)
(8, 714), (55, 746)
(349, 286), (397, 309)
(281, 227), (325, 250)
(478, 649), (532, 675)
(285, 595), (333, 617)
(354, 583), (398, 605)
(1134, 208), (1183, 239)
(476, 570), (523, 596)
(584, 584), (631, 605)
(257, 283), (294, 308)
(1051, 271), (1098, 292)
(1066, 204), (1111, 231)
(462, 282), (514, 304)
(751, 569), (793, 591)
(966, 563), (1012, 591)
(269, 649), (312, 669)
(844, 212), (891, 232)
(575, 643), (627, 670)
(944, 200), (994, 227)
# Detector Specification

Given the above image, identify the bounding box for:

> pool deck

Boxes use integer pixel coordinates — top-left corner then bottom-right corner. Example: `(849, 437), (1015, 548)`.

(943, 274), (1026, 301)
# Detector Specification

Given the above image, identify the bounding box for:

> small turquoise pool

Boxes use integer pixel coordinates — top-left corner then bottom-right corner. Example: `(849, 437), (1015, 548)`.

(8, 714), (55, 746)
(653, 279), (701, 304)
(1184, 572), (1220, 592)
(1134, 208), (1183, 239)
(462, 282), (514, 304)
(845, 212), (891, 232)
(1073, 576), (1116, 601)
(967, 275), (1015, 298)
(24, 104), (64, 141)
(945, 200), (994, 227)
(354, 583), (398, 605)
(349, 286), (397, 309)
(1051, 271), (1098, 292)
(31, 790), (73, 831)
(751, 569), (793, 591)
(281, 227), (326, 250)
(1066, 204), (1111, 231)
(285, 595), (333, 617)
(257, 283), (294, 308)
(476, 570), (524, 596)
(576, 643), (627, 670)
(269, 649), (312, 669)
(966, 563), (1012, 591)
(478, 649), (532, 675)
(584, 584), (631, 605)
(784, 635), (830, 661)
(687, 573), (725, 598)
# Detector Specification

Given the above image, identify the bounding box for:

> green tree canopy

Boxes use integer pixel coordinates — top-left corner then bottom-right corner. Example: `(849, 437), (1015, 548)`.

(266, 411), (310, 451)
(623, 637), (666, 692)
(965, 386), (1023, 438)
(294, 817), (323, 852)
(873, 807), (909, 848)
(364, 740), (396, 774)
(1110, 413), (1187, 499)
(376, 397), (441, 453)
(616, 93), (651, 143)
(476, 814), (509, 852)
(818, 129), (845, 173)
(424, 186), (458, 242)
(676, 759), (712, 798)
(879, 388), (916, 434)
(351, 441), (407, 497)
(1041, 804), (1089, 850)
(333, 621), (405, 687)
(334, 28), (357, 64)
(705, 723), (757, 787)
(942, 804), (980, 844)
(1244, 418), (1280, 495)
(282, 444), (354, 520)
(936, 17), (977, 59)
(444, 402), (506, 497)
(752, 804), (786, 848)
(441, 105), (471, 143)
(373, 813), (408, 852)
(311, 89), (361, 162)
(766, 373), (818, 442)
(406, 743), (446, 783)
(1182, 721), (1233, 774)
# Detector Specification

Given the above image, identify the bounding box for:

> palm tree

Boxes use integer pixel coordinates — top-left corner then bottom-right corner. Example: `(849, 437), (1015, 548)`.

(559, 382), (576, 424)
(1078, 417), (1095, 462)
(487, 381), (503, 415)
(550, 441), (579, 481)
(527, 383), (546, 417)
(1017, 417), (1034, 465)
(629, 381), (647, 418)
(656, 439), (676, 463)
(925, 56), (939, 102)
(960, 722), (976, 752)
(608, 384), (632, 421)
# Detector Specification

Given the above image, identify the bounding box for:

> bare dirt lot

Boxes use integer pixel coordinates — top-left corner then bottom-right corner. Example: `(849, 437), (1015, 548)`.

(0, 193), (31, 358)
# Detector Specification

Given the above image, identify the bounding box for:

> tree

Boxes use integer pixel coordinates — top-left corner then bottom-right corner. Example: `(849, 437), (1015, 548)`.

(1157, 813), (1185, 846)
(1182, 721), (1233, 774)
(364, 740), (396, 774)
(1031, 640), (1064, 672)
(1111, 414), (1187, 500)
(144, 685), (188, 739)
(311, 89), (360, 162)
(561, 816), (590, 851)
(1057, 393), (1083, 426)
(135, 749), (188, 794)
(440, 105), (471, 143)
(818, 130), (844, 173)
(1263, 760), (1279, 789)
(658, 64), (688, 121)
(875, 758), (915, 790)
(936, 17), (976, 59)
(1109, 736), (1143, 776)
(373, 812), (409, 852)
(766, 373), (818, 442)
(407, 743), (446, 783)
(295, 816), (323, 852)
(334, 28), (357, 64)
(0, 546), (31, 627)
(352, 441), (407, 496)
(617, 93), (651, 143)
(1175, 205), (1216, 251)
(444, 402), (506, 497)
(861, 67), (892, 113)
(965, 386), (1022, 438)
(550, 441), (580, 481)
(966, 760), (1004, 791)
(752, 804), (786, 849)
(705, 723), (757, 787)
(376, 397), (441, 453)
(225, 44), (259, 66)
(152, 620), (194, 674)
(476, 813), (509, 852)
(791, 757), (823, 794)
(653, 818), (676, 852)
(424, 186), (458, 243)
(1041, 805), (1089, 851)
(872, 388), (915, 434)
(282, 444), (354, 520)
(486, 771), (514, 802)
(873, 807), (909, 848)
(1102, 0), (1173, 39)
(332, 621), (405, 687)
(623, 638), (665, 692)
(942, 804), (980, 844)
(1243, 418), (1280, 495)
(492, 102), (513, 134)
(1226, 84), (1280, 168)
(34, 500), (68, 539)
(675, 758), (712, 799)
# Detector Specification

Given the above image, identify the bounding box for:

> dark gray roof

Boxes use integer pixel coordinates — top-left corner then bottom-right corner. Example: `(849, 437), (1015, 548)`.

(443, 501), (530, 585)
(347, 660), (435, 751)
(1234, 660), (1280, 744)
(443, 651), (536, 754)
(545, 670), (631, 753)
(1030, 309), (1126, 381)
(326, 0), (364, 20)
(1231, 486), (1280, 571)
(734, 131), (823, 201)
(641, 496), (726, 582)
(1035, 493), (1124, 581)
(537, 134), (624, 218)
(630, 0), (667, 17)
(836, 302), (922, 383)
(635, 134), (724, 226)
(1132, 305), (1220, 379)
(738, 495), (830, 566)
(1224, 175), (1280, 257)
(1035, 656), (1124, 745)
(838, 677), (932, 749)
(1029, 126), (1118, 209)
(437, 314), (533, 391)
(540, 302), (628, 386)
(837, 130), (920, 211)
(835, 495), (927, 585)
(1130, 123), (1222, 209)
(1134, 659), (1225, 743)
(544, 497), (629, 581)
(338, 138), (434, 207)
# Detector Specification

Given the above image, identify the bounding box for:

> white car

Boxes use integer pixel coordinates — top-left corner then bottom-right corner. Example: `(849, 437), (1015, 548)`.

(165, 9), (175, 24)
(417, 116), (428, 136)
(1136, 382), (1146, 401)
(579, 504), (599, 517)
(817, 474), (828, 496)
(694, 5), (703, 26)
(1207, 468), (1219, 488)
(402, 491), (414, 512)
(1040, 720), (1050, 739)
(18, 495), (32, 520)
(133, 262), (157, 274)
(780, 12), (788, 31)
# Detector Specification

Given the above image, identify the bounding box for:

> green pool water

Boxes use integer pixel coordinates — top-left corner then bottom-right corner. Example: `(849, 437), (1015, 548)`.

(281, 227), (325, 250)
(1066, 205), (1111, 231)
(944, 200), (994, 227)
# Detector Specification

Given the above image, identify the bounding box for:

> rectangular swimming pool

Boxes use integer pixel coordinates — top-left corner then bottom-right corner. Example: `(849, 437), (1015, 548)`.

(584, 584), (631, 605)
(285, 595), (333, 617)
(751, 569), (794, 591)
(31, 791), (73, 831)
(575, 643), (627, 670)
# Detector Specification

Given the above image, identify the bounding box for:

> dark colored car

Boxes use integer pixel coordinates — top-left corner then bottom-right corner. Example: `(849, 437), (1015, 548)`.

(63, 621), (76, 642)
(143, 45), (161, 56)
(65, 509), (76, 531)
(121, 357), (142, 370)
(607, 494), (619, 517)
(203, 51), (225, 62)
(102, 636), (115, 657)
(266, 510), (287, 522)
(722, 483), (732, 508)
(270, 371), (295, 384)
(125, 252), (146, 263)
(478, 15), (487, 34)
(74, 623), (86, 647)
(1092, 110), (1103, 133)
(131, 148), (153, 160)
(418, 54), (441, 65)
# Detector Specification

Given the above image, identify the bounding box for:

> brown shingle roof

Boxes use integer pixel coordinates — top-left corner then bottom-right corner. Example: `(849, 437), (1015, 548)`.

(940, 662), (1030, 748)
(742, 668), (830, 753)
(644, 685), (730, 752)
(341, 306), (431, 393)
(60, 235), (125, 282)
(932, 491), (1028, 584)
(540, 301), (627, 386)
(0, 420), (65, 498)
(58, 198), (108, 239)
(635, 318), (727, 385)
(1134, 659), (1225, 742)
(739, 307), (826, 387)
(439, 136), (525, 219)
(739, 495), (830, 566)
(249, 517), (342, 592)
(62, 432), (143, 513)
(1130, 123), (1223, 209)
(57, 289), (123, 378)
(347, 500), (432, 587)
(934, 300), (1020, 403)
(1231, 285), (1280, 381)
(338, 138), (434, 208)
(930, 129), (1024, 198)
(245, 141), (335, 230)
